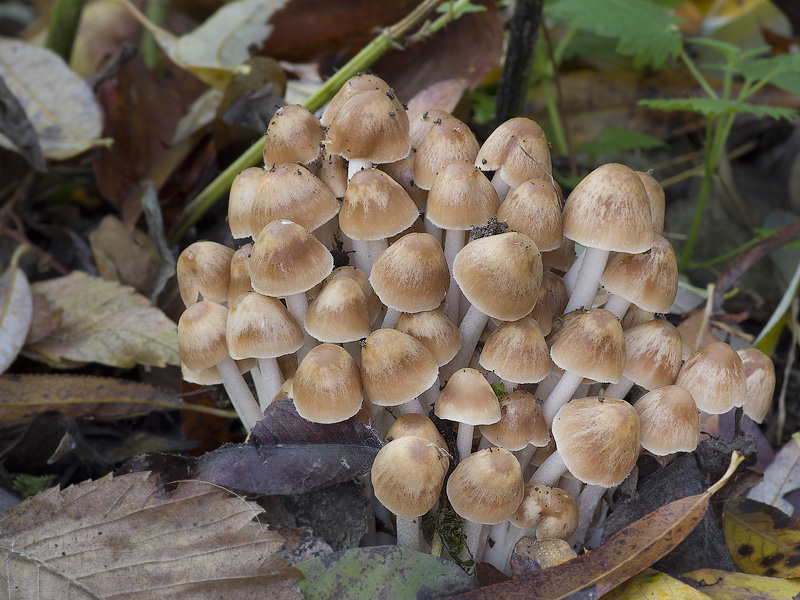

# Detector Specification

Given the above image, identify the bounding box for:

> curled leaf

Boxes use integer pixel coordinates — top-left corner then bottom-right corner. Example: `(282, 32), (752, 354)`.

(0, 261), (32, 375)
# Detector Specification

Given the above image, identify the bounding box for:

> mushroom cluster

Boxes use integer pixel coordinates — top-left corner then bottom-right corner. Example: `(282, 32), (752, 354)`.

(175, 74), (776, 574)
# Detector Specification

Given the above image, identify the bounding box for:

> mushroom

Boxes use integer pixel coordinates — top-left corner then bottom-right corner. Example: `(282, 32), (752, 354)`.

(177, 241), (234, 306)
(292, 343), (362, 424)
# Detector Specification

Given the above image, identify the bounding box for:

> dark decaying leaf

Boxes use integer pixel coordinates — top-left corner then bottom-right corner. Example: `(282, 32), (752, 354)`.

(295, 545), (475, 600)
(406, 79), (469, 121)
(0, 74), (46, 172)
(0, 472), (302, 599)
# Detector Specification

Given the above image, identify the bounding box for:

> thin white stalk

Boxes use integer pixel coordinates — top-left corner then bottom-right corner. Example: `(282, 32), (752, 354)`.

(604, 294), (632, 320)
(482, 521), (511, 571)
(490, 172), (511, 202)
(217, 357), (263, 431)
(542, 370), (584, 426)
(286, 292), (315, 361)
(443, 229), (466, 322)
(313, 221), (334, 250)
(441, 304), (489, 381)
(424, 215), (443, 245)
(529, 450), (567, 487)
(381, 307), (401, 329)
(395, 397), (425, 416)
(563, 249), (585, 295)
(256, 357), (284, 411)
(514, 444), (537, 473)
(457, 423), (475, 461)
(569, 484), (606, 549)
(420, 376), (441, 412)
(564, 247), (610, 313)
(396, 515), (422, 550)
(604, 375), (634, 400)
(348, 158), (373, 181)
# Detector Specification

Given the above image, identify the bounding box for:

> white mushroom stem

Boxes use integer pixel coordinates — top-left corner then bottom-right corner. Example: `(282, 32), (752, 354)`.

(514, 444), (538, 474)
(462, 520), (484, 564)
(490, 172), (511, 202)
(603, 294), (632, 320)
(482, 521), (511, 571)
(347, 158), (373, 181)
(443, 229), (466, 323)
(564, 247), (610, 313)
(529, 450), (567, 487)
(255, 357), (284, 411)
(424, 215), (443, 245)
(569, 484), (606, 548)
(457, 424), (476, 461)
(604, 375), (635, 400)
(542, 370), (584, 426)
(217, 357), (263, 431)
(381, 307), (401, 329)
(350, 239), (386, 276)
(563, 249), (585, 295)
(441, 304), (489, 381)
(396, 515), (423, 551)
(395, 397), (425, 416)
(420, 376), (441, 412)
(285, 292), (315, 361)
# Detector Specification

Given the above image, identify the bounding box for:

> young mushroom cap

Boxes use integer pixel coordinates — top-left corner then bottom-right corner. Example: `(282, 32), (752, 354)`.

(226, 292), (304, 359)
(304, 276), (371, 343)
(339, 169), (419, 241)
(395, 307), (462, 366)
(228, 243), (253, 303)
(413, 115), (480, 190)
(479, 389), (550, 451)
(262, 104), (324, 167)
(497, 179), (563, 252)
(426, 161), (500, 229)
(326, 266), (382, 324)
(177, 241), (234, 306)
(620, 319), (683, 390)
(737, 348), (776, 423)
(674, 341), (746, 414)
(384, 413), (447, 449)
(320, 74), (393, 127)
(480, 316), (551, 384)
(292, 343), (363, 423)
(228, 167), (265, 239)
(549, 309), (626, 383)
(434, 368), (502, 426)
(475, 118), (552, 188)
(634, 385), (699, 455)
(636, 170), (666, 235)
(510, 484), (578, 541)
(178, 301), (231, 371)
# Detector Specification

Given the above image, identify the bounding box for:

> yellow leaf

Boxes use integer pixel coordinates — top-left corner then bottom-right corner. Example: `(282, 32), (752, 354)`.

(0, 38), (109, 160)
(683, 569), (800, 600)
(604, 568), (712, 600)
(725, 497), (800, 577)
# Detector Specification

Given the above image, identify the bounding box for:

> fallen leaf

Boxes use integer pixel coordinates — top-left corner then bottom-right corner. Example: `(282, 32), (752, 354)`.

(682, 568), (800, 600)
(25, 294), (62, 345)
(0, 264), (32, 375)
(446, 453), (743, 600)
(0, 373), (236, 428)
(725, 497), (800, 577)
(0, 38), (107, 160)
(0, 472), (302, 599)
(196, 398), (383, 494)
(295, 545), (475, 600)
(748, 432), (800, 516)
(406, 78), (468, 121)
(24, 271), (180, 369)
(604, 568), (712, 600)
(0, 71), (45, 171)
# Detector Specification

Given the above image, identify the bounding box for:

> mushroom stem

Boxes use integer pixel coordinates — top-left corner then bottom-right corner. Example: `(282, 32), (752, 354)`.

(443, 229), (466, 322)
(396, 516), (423, 551)
(603, 294), (632, 320)
(285, 292), (315, 361)
(395, 397), (425, 416)
(490, 172), (511, 202)
(564, 247), (610, 313)
(542, 370), (584, 426)
(569, 484), (606, 548)
(424, 215), (443, 245)
(256, 357), (284, 410)
(381, 307), (401, 329)
(482, 520), (511, 570)
(604, 375), (634, 400)
(441, 304), (489, 381)
(457, 424), (475, 462)
(217, 357), (263, 431)
(529, 450), (566, 487)
(347, 158), (373, 181)
(563, 249), (585, 295)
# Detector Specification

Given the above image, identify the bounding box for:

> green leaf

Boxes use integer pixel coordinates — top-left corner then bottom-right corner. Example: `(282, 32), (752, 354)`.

(295, 546), (475, 600)
(12, 474), (55, 499)
(689, 37), (743, 58)
(639, 97), (797, 120)
(580, 126), (668, 156)
(739, 53), (800, 97)
(545, 0), (682, 68)
(468, 89), (496, 125)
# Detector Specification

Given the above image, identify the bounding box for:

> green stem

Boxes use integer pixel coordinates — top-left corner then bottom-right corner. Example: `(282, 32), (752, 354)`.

(687, 233), (768, 269)
(680, 46), (718, 99)
(542, 78), (568, 155)
(45, 0), (87, 62)
(166, 0), (463, 245)
(142, 0), (170, 70)
(678, 121), (715, 272)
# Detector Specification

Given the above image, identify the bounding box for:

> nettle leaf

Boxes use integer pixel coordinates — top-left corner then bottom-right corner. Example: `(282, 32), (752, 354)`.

(580, 126), (668, 156)
(639, 97), (797, 121)
(545, 0), (682, 68)
(739, 53), (800, 97)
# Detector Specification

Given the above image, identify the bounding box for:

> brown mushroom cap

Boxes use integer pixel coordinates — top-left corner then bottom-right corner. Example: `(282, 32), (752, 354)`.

(634, 385), (699, 455)
(510, 484), (578, 541)
(380, 155), (428, 211)
(395, 307), (462, 367)
(228, 243), (253, 303)
(425, 160), (500, 230)
(674, 341), (746, 414)
(480, 316), (551, 384)
(339, 169), (419, 241)
(551, 396), (640, 487)
(434, 368), (501, 426)
(549, 309), (626, 383)
(178, 301), (230, 371)
(621, 319), (683, 390)
(497, 179), (563, 252)
(177, 241), (234, 306)
(413, 115), (479, 190)
(475, 118), (552, 188)
(447, 447), (525, 524)
(361, 329), (439, 406)
(636, 170), (666, 235)
(371, 435), (449, 518)
(304, 276), (371, 343)
(226, 292), (304, 359)
(384, 413), (447, 449)
(262, 104), (324, 167)
(737, 348), (776, 423)
(320, 74), (393, 127)
(229, 167), (264, 239)
(479, 389), (550, 451)
(292, 343), (363, 424)
(541, 236), (576, 273)
(326, 266), (381, 324)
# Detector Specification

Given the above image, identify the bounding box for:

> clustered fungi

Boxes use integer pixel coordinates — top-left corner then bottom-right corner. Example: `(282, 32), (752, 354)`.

(175, 74), (777, 574)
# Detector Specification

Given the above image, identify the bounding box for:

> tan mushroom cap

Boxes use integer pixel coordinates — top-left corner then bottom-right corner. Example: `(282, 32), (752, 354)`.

(737, 348), (776, 423)
(262, 104), (324, 167)
(479, 389), (549, 451)
(475, 117), (552, 187)
(453, 231), (543, 321)
(361, 329), (439, 406)
(621, 319), (683, 390)
(636, 171), (666, 235)
(529, 271), (569, 337)
(435, 368), (501, 426)
(229, 167), (264, 239)
(226, 292), (304, 359)
(447, 447), (525, 524)
(600, 235), (678, 313)
(634, 385), (699, 455)
(228, 243), (253, 303)
(380, 155), (428, 211)
(250, 220), (333, 297)
(316, 147), (347, 198)
(251, 163), (339, 234)
(304, 276), (371, 343)
(549, 309), (626, 383)
(181, 358), (256, 386)
(320, 74), (393, 127)
(426, 161), (500, 229)
(369, 233), (450, 314)
(674, 341), (746, 414)
(510, 484), (578, 541)
(497, 179), (563, 252)
(413, 114), (479, 190)
(480, 316), (551, 384)
(384, 413), (447, 449)
(339, 168), (419, 241)
(326, 266), (381, 324)
(177, 241), (234, 306)
(541, 236), (576, 273)
(178, 301), (230, 371)
(562, 163), (653, 253)
(372, 435), (449, 518)
(292, 344), (362, 423)
(395, 307), (461, 366)
(551, 396), (640, 487)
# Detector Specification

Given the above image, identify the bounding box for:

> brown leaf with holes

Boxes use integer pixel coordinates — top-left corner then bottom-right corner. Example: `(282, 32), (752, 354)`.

(0, 472), (302, 599)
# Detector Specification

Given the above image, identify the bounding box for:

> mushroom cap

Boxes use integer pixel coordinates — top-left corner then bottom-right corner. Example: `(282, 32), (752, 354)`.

(226, 292), (304, 359)
(395, 307), (461, 366)
(528, 271), (569, 336)
(426, 161), (500, 229)
(339, 169), (419, 241)
(379, 155), (428, 211)
(636, 170), (666, 235)
(304, 276), (371, 343)
(600, 234), (678, 313)
(228, 243), (253, 303)
(262, 104), (324, 166)
(551, 396), (640, 487)
(369, 233), (450, 314)
(434, 368), (502, 426)
(620, 319), (683, 391)
(228, 167), (264, 239)
(479, 389), (550, 451)
(326, 266), (381, 324)
(634, 385), (699, 455)
(674, 341), (746, 414)
(384, 413), (447, 449)
(737, 348), (776, 423)
(510, 484), (578, 541)
(320, 74), (393, 127)
(497, 179), (563, 252)
(292, 344), (363, 424)
(177, 241), (234, 306)
(178, 301), (230, 371)
(562, 163), (653, 253)
(371, 435), (449, 517)
(447, 447), (525, 524)
(316, 148), (347, 198)
(250, 220), (333, 297)
(413, 115), (479, 190)
(181, 358), (255, 386)
(541, 236), (576, 273)
(361, 328), (439, 406)
(475, 117), (552, 187)
(480, 316), (551, 384)
(453, 231), (543, 321)
(549, 309), (626, 383)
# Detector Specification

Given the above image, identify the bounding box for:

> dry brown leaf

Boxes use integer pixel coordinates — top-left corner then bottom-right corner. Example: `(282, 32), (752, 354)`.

(0, 472), (302, 599)
(24, 271), (179, 369)
(0, 374), (236, 428)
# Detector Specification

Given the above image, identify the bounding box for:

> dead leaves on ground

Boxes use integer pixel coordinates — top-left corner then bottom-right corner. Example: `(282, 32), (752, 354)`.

(0, 471), (303, 599)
